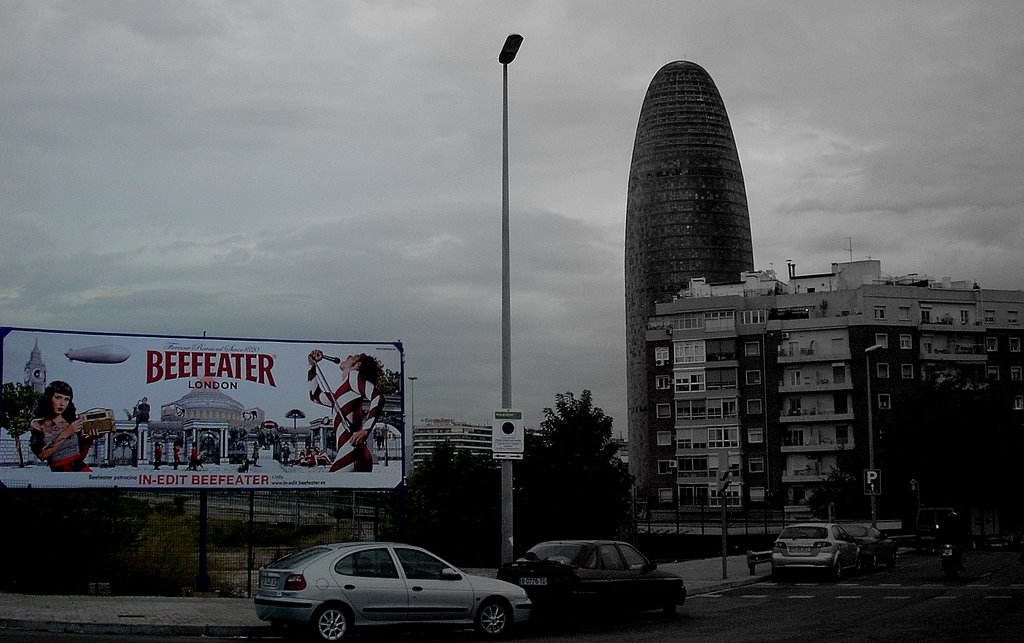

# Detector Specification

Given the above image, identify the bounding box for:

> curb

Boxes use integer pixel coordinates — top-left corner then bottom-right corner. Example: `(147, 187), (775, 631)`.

(691, 574), (770, 595)
(0, 618), (274, 638)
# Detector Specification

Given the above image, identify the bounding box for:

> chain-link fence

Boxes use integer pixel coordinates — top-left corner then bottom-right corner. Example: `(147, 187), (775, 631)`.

(0, 488), (399, 597)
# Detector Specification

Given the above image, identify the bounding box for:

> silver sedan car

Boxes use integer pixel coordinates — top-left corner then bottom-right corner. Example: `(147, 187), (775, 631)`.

(771, 522), (861, 580)
(254, 542), (532, 641)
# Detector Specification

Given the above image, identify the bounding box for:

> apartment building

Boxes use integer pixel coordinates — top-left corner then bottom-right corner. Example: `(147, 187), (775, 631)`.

(641, 260), (1024, 517)
(410, 418), (494, 469)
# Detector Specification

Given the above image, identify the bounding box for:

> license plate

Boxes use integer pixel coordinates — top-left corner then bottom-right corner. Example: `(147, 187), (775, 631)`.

(941, 549), (954, 557)
(788, 546), (810, 553)
(520, 577), (547, 586)
(261, 575), (279, 588)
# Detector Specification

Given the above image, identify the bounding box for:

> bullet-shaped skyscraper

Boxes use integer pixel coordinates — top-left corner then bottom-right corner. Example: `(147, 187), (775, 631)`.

(625, 61), (754, 497)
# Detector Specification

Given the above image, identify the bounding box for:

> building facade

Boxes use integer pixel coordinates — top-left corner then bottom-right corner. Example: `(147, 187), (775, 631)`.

(411, 418), (493, 468)
(641, 260), (1024, 519)
(625, 60), (754, 497)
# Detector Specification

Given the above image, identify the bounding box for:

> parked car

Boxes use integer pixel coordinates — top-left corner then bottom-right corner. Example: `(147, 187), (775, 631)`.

(771, 522), (860, 580)
(496, 539), (686, 616)
(254, 542), (532, 641)
(843, 524), (898, 569)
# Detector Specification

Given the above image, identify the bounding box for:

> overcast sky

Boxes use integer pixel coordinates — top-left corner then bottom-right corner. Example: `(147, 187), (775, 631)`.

(3, 1), (1022, 433)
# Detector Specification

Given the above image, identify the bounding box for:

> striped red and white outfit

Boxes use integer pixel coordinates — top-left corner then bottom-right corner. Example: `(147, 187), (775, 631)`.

(308, 364), (382, 472)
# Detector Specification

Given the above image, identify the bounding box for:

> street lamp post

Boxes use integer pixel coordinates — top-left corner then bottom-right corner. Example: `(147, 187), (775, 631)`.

(864, 344), (882, 527)
(407, 376), (417, 475)
(499, 33), (523, 565)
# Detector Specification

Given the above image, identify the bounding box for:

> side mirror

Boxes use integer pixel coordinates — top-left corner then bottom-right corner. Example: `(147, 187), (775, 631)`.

(440, 567), (462, 581)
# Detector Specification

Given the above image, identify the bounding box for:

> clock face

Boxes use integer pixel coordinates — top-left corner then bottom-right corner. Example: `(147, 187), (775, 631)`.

(31, 368), (45, 382)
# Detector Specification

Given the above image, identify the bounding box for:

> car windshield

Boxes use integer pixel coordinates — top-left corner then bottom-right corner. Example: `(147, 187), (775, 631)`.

(522, 543), (586, 565)
(266, 546), (332, 570)
(779, 526), (828, 540)
(844, 525), (868, 537)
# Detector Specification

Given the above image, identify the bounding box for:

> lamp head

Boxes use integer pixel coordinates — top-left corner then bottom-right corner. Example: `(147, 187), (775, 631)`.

(499, 34), (523, 64)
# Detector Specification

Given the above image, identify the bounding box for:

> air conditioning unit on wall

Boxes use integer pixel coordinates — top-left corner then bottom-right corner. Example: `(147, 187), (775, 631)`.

(781, 332), (791, 339)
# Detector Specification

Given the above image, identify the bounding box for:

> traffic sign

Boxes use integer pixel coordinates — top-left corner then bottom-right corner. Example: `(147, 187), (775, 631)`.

(492, 409), (524, 456)
(864, 469), (882, 496)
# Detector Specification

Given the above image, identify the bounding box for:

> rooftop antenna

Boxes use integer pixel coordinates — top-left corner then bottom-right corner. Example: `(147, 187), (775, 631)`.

(847, 237), (853, 262)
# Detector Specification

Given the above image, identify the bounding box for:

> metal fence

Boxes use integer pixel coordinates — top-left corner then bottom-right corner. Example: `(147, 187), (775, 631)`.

(0, 488), (399, 597)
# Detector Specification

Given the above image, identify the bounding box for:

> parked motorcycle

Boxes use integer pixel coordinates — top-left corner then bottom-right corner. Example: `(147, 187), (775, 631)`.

(940, 543), (964, 580)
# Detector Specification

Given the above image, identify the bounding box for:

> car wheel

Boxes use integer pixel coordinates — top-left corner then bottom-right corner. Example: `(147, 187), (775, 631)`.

(831, 558), (843, 582)
(311, 603), (350, 642)
(662, 600), (677, 617)
(475, 598), (510, 637)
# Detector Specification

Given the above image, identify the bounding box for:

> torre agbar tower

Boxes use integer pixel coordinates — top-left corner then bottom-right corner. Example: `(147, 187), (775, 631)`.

(625, 61), (754, 497)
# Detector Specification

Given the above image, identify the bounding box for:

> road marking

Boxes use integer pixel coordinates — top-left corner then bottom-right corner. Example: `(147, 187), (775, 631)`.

(880, 583), (902, 587)
(884, 596), (911, 600)
(836, 595), (862, 600)
(934, 596), (957, 600)
(787, 595), (815, 599)
(741, 594), (769, 598)
(985, 596), (1013, 600)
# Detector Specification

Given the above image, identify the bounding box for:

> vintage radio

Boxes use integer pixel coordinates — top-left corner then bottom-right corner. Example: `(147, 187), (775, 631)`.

(79, 408), (116, 438)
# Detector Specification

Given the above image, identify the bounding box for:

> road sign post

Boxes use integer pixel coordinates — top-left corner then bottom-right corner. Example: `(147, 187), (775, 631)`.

(864, 468), (882, 496)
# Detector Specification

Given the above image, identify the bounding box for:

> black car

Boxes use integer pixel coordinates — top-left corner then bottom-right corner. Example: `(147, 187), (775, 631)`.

(496, 540), (685, 616)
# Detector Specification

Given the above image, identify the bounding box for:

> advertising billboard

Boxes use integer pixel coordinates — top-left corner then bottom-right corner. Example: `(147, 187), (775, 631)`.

(0, 327), (405, 490)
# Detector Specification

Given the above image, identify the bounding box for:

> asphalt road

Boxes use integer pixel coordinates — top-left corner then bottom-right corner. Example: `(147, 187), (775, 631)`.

(4, 551), (1021, 643)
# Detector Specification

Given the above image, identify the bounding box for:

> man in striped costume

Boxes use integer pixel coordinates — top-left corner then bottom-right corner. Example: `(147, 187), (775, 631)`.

(308, 349), (383, 472)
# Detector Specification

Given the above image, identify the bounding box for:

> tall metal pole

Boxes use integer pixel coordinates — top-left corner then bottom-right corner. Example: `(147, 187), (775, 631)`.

(865, 346), (879, 528)
(499, 34), (522, 565)
(407, 376), (417, 474)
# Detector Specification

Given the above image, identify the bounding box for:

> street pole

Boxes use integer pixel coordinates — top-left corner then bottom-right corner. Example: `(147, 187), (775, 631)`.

(864, 344), (881, 528)
(406, 376), (417, 474)
(499, 34), (523, 564)
(720, 471), (732, 580)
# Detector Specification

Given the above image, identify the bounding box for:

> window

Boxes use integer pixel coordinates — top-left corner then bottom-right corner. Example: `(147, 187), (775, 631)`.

(675, 340), (705, 364)
(706, 338), (736, 361)
(985, 309), (996, 324)
(875, 333), (888, 349)
(877, 363), (890, 378)
(836, 425), (850, 445)
(656, 431), (672, 446)
(960, 310), (970, 325)
(676, 399), (706, 420)
(878, 394), (891, 410)
(744, 341), (760, 357)
(873, 306), (886, 320)
(749, 486), (766, 503)
(675, 370), (705, 392)
(655, 375), (671, 390)
(679, 485), (708, 506)
(658, 460), (675, 475)
(920, 308), (931, 323)
(901, 364), (914, 379)
(335, 548), (399, 579)
(1010, 337), (1021, 352)
(708, 426), (739, 448)
(832, 364), (846, 384)
(740, 309), (765, 324)
(709, 485), (741, 508)
(748, 457), (765, 473)
(900, 334), (912, 350)
(676, 428), (706, 450)
(679, 456), (708, 475)
(745, 369), (762, 385)
(656, 403), (671, 418)
(1010, 310), (1019, 325)
(987, 365), (1000, 381)
(675, 312), (705, 330)
(706, 398), (738, 419)
(655, 346), (669, 365)
(395, 547), (453, 580)
(706, 368), (737, 390)
(986, 337), (998, 352)
(658, 488), (674, 504)
(898, 306), (911, 321)
(1015, 396), (1024, 411)
(1011, 366), (1022, 381)
(746, 399), (763, 415)
(747, 427), (763, 444)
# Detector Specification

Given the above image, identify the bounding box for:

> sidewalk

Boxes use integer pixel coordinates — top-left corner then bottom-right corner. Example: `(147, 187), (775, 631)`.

(0, 554), (767, 637)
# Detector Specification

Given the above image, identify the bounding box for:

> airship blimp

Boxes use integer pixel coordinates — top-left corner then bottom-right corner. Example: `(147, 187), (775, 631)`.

(65, 344), (132, 364)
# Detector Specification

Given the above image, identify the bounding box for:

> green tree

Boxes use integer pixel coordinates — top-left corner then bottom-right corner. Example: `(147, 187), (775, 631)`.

(405, 440), (501, 565)
(514, 390), (631, 549)
(807, 467), (861, 520)
(1, 381), (41, 467)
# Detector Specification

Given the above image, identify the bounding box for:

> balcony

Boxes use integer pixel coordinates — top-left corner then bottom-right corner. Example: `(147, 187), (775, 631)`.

(777, 347), (851, 363)
(778, 379), (853, 394)
(781, 438), (855, 453)
(919, 345), (987, 362)
(779, 409), (855, 424)
(782, 467), (829, 483)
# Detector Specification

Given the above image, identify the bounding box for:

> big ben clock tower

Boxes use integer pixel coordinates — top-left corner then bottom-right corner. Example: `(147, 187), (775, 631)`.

(23, 338), (47, 393)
